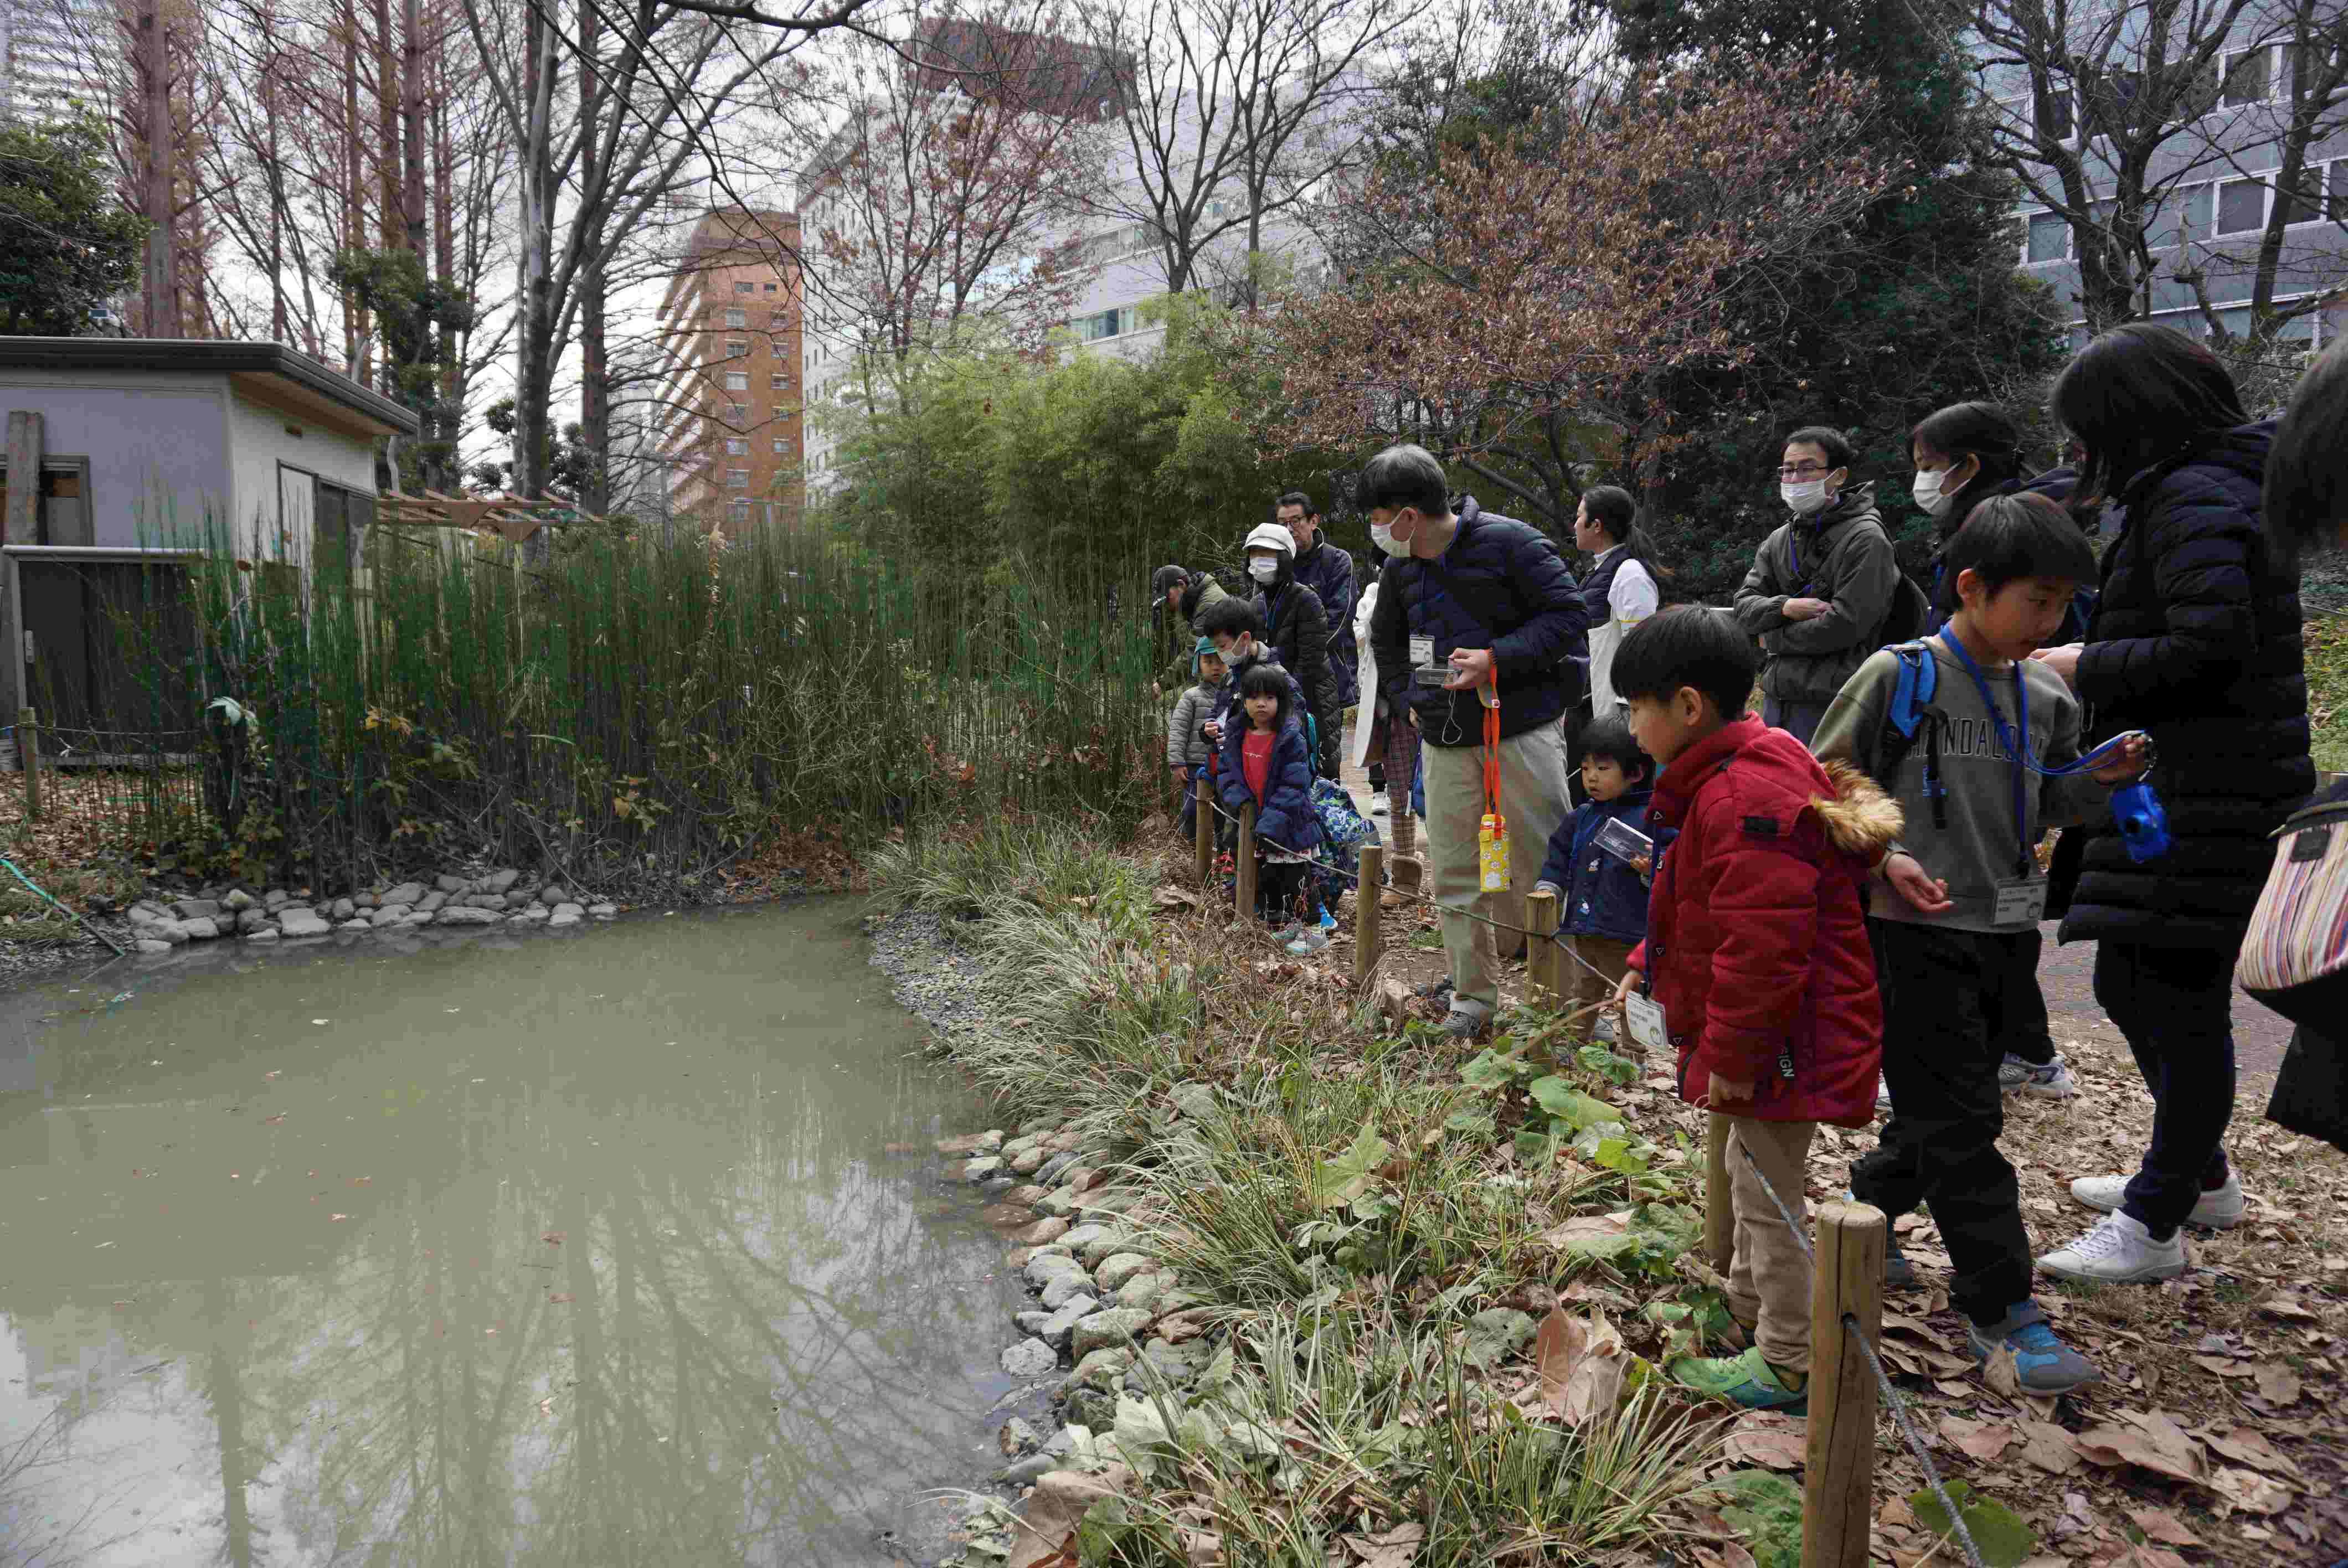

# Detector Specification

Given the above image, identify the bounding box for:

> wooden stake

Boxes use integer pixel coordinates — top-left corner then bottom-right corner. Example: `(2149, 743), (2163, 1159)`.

(1705, 1114), (1735, 1276)
(1804, 1199), (1887, 1568)
(1523, 889), (1559, 1003)
(1353, 844), (1383, 986)
(1194, 773), (1214, 888)
(18, 708), (38, 819)
(1234, 804), (1257, 924)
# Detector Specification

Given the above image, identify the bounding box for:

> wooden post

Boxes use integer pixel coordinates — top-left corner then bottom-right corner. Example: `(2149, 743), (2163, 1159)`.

(1705, 1114), (1735, 1276)
(1234, 804), (1257, 924)
(1803, 1200), (1887, 1568)
(1524, 889), (1559, 1004)
(1353, 844), (1383, 986)
(1194, 773), (1214, 888)
(18, 708), (38, 819)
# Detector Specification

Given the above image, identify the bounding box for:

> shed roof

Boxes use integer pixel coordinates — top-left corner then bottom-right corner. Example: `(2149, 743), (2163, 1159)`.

(0, 338), (420, 438)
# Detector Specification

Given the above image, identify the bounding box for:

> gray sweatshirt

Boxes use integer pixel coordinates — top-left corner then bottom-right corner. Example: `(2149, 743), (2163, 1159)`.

(1812, 638), (2110, 933)
(1166, 679), (1223, 771)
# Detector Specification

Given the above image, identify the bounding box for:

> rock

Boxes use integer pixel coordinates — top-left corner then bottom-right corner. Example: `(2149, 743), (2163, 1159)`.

(278, 910), (332, 939)
(416, 890), (448, 914)
(434, 906), (500, 926)
(1002, 1184), (1050, 1208)
(483, 869), (521, 893)
(977, 1203), (1033, 1229)
(329, 897), (356, 920)
(1059, 1223), (1114, 1259)
(148, 921), (189, 946)
(588, 903), (617, 918)
(353, 892), (378, 909)
(1078, 1230), (1135, 1268)
(339, 919), (371, 932)
(1036, 1152), (1080, 1187)
(246, 929), (280, 943)
(222, 889), (256, 912)
(504, 890), (535, 909)
(1463, 1308), (1537, 1368)
(235, 908), (272, 933)
(1062, 1346), (1134, 1393)
(1064, 1387), (1119, 1433)
(935, 1130), (1005, 1156)
(383, 882), (426, 907)
(1063, 1166), (1100, 1192)
(1093, 1254), (1152, 1293)
(1000, 1339), (1058, 1378)
(179, 917), (220, 941)
(1026, 1252), (1090, 1291)
(1141, 1337), (1206, 1381)
(1069, 1307), (1153, 1359)
(263, 890), (289, 909)
(1034, 1295), (1100, 1349)
(513, 906), (548, 921)
(552, 901), (584, 919)
(1001, 1133), (1042, 1157)
(1040, 1271), (1095, 1311)
(370, 905), (411, 928)
(435, 873), (472, 893)
(1116, 1272), (1169, 1312)
(172, 898), (222, 921)
(998, 1415), (1042, 1456)
(535, 884), (566, 907)
(135, 938), (172, 955)
(997, 1451), (1059, 1487)
(406, 910), (435, 926)
(1009, 1147), (1049, 1175)
(1035, 1186), (1084, 1220)
(1008, 1215), (1069, 1247)
(1018, 1115), (1059, 1136)
(961, 1155), (1004, 1182)
(1006, 1247), (1041, 1270)
(1076, 1188), (1139, 1215)
(548, 907), (582, 928)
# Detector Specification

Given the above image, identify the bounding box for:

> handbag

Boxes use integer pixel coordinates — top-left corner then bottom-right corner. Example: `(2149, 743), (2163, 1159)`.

(2235, 792), (2348, 1030)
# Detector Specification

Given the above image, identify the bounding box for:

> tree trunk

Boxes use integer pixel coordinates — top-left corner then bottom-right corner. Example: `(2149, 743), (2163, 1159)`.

(575, 0), (609, 517)
(512, 2), (559, 550)
(431, 68), (460, 496)
(137, 2), (178, 337)
(401, 0), (426, 257)
(376, 0), (399, 252)
(342, 0), (368, 374)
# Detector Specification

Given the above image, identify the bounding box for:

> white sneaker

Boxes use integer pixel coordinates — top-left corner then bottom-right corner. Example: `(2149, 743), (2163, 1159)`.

(1999, 1054), (2079, 1099)
(1369, 798), (1390, 816)
(2038, 1211), (2187, 1283)
(1875, 1074), (1893, 1113)
(2070, 1171), (2245, 1230)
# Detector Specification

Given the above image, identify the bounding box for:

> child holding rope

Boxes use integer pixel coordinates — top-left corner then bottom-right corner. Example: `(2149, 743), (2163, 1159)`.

(1216, 662), (1325, 953)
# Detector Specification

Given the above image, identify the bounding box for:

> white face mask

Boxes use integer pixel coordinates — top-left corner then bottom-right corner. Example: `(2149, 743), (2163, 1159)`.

(1781, 478), (1834, 516)
(1248, 556), (1280, 584)
(1371, 513), (1413, 558)
(1911, 467), (1955, 519)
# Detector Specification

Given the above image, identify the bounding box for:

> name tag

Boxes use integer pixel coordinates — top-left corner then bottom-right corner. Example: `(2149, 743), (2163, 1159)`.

(1624, 992), (1668, 1053)
(1992, 878), (2048, 927)
(1409, 634), (1436, 667)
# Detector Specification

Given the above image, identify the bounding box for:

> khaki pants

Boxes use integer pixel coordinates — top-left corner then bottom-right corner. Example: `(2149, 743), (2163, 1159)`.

(1565, 934), (1637, 1010)
(1422, 721), (1574, 1009)
(1724, 1115), (1819, 1376)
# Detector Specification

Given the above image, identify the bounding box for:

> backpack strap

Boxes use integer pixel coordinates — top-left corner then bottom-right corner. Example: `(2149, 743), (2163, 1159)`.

(1878, 641), (1948, 832)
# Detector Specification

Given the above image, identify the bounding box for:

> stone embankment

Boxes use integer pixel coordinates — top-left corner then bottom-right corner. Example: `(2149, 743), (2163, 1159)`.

(123, 870), (620, 952)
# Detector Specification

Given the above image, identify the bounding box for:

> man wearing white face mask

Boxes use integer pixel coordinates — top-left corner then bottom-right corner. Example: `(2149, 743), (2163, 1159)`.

(1243, 523), (1340, 776)
(1733, 424), (1899, 746)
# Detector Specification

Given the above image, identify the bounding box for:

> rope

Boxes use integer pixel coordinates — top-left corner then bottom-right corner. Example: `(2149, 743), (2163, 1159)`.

(1733, 1141), (1989, 1568)
(1195, 775), (1626, 989)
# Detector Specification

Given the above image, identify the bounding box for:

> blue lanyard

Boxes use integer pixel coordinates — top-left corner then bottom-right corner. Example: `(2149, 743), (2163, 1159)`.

(1937, 633), (2035, 877)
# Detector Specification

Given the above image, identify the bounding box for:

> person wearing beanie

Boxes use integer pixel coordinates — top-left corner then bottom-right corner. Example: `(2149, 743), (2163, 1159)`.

(1243, 523), (1340, 777)
(1167, 636), (1229, 835)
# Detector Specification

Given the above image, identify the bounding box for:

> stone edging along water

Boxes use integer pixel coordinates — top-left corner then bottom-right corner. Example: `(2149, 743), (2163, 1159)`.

(119, 870), (621, 952)
(868, 910), (1227, 1565)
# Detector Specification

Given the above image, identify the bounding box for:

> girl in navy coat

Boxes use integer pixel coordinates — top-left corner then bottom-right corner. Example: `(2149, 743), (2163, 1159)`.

(1218, 662), (1324, 941)
(1532, 716), (1676, 1015)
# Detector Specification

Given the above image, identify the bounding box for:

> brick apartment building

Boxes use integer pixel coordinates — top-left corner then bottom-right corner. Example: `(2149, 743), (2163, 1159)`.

(651, 208), (805, 536)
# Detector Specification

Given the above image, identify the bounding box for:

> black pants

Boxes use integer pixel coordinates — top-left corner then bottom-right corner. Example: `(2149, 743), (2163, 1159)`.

(1850, 920), (2037, 1327)
(2094, 940), (2235, 1234)
(1257, 860), (1312, 925)
(1991, 927), (2055, 1066)
(1313, 711), (1342, 780)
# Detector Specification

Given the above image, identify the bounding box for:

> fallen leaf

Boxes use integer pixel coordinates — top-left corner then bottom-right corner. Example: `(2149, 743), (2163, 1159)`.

(264, 1114), (286, 1125)
(2019, 1421), (2081, 1475)
(2201, 1425), (2301, 1479)
(2252, 1363), (2301, 1405)
(1532, 1308), (1629, 1427)
(1689, 1546), (1758, 1568)
(542, 1232), (564, 1245)
(1337, 1520), (1424, 1568)
(1539, 1213), (1630, 1251)
(549, 1293), (574, 1304)
(2074, 1412), (2205, 1485)
(1007, 1464), (1132, 1568)
(1181, 1527), (1222, 1567)
(2207, 1466), (2294, 1515)
(329, 1213), (349, 1221)
(1153, 886), (1198, 909)
(1939, 1415), (2017, 1462)
(1981, 1343), (2022, 1400)
(2111, 1548), (2189, 1568)
(264, 1071), (280, 1080)
(2124, 1508), (2200, 1548)
(1877, 1497), (1917, 1528)
(1723, 1411), (1806, 1471)
(538, 1397), (555, 1416)
(2258, 1295), (2318, 1322)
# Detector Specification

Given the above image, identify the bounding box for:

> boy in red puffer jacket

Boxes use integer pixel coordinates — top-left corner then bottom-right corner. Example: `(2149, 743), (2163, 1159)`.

(1608, 607), (1899, 1412)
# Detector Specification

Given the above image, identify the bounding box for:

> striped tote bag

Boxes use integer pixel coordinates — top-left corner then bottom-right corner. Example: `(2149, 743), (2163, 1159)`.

(2237, 793), (2348, 1029)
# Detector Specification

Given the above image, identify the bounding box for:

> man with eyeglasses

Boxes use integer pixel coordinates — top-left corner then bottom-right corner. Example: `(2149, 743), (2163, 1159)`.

(1732, 425), (1899, 746)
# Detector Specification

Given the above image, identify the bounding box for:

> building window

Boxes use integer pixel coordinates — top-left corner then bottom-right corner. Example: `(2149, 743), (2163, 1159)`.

(735, 280), (754, 294)
(773, 437), (789, 453)
(2278, 166), (2323, 226)
(771, 372), (789, 390)
(724, 371), (749, 390)
(725, 401), (748, 421)
(2038, 86), (2073, 142)
(771, 406), (787, 424)
(2217, 177), (2267, 235)
(724, 438), (748, 455)
(723, 308), (746, 329)
(763, 282), (777, 292)
(729, 499), (752, 524)
(2221, 47), (2271, 106)
(0, 456), (93, 545)
(724, 337), (748, 357)
(727, 469), (750, 488)
(1076, 307), (1125, 341)
(2025, 210), (2067, 263)
(2333, 160), (2348, 221)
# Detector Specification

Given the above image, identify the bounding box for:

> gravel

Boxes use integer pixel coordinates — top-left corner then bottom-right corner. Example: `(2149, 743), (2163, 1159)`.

(864, 910), (990, 1043)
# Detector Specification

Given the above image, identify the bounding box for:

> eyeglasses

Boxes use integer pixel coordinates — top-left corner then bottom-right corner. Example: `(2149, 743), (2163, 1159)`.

(1776, 463), (1832, 479)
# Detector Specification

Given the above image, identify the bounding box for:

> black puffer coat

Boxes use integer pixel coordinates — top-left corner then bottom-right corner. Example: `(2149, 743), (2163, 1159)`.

(2264, 776), (2348, 1154)
(2057, 421), (2314, 950)
(1253, 564), (1340, 733)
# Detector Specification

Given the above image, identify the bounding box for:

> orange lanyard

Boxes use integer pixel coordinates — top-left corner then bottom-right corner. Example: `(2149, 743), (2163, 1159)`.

(1482, 670), (1502, 812)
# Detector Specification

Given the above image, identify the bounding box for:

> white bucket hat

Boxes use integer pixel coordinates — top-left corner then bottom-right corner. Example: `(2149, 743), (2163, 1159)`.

(1243, 522), (1294, 560)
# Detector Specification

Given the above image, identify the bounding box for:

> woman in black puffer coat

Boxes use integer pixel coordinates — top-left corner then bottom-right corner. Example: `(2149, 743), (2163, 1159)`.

(2031, 324), (2313, 1285)
(2261, 336), (2348, 1156)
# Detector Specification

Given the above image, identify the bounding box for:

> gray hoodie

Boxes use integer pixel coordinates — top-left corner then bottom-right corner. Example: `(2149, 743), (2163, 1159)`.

(1734, 484), (1900, 706)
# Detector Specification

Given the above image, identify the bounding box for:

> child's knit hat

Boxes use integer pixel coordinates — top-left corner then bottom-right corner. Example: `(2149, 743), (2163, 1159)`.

(1194, 636), (1224, 679)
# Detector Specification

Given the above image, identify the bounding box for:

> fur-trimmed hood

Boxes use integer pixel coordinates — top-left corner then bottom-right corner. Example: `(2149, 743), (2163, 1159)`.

(1811, 756), (1902, 862)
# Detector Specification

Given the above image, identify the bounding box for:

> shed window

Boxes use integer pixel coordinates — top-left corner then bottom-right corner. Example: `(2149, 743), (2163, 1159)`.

(0, 456), (92, 546)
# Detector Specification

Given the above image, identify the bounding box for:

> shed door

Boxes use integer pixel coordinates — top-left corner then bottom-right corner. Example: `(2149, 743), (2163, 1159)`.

(16, 560), (195, 742)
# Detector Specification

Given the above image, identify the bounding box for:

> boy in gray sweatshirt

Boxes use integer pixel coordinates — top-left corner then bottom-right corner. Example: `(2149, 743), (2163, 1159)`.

(1813, 493), (2147, 1394)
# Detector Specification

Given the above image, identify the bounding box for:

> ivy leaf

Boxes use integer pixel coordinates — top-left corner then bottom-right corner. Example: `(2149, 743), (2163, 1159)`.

(1310, 1123), (1393, 1209)
(1529, 1076), (1619, 1129)
(1460, 1048), (1526, 1090)
(1577, 1043), (1640, 1086)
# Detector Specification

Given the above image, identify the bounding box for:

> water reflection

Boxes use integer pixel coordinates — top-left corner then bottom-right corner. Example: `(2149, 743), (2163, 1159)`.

(0, 906), (1022, 1566)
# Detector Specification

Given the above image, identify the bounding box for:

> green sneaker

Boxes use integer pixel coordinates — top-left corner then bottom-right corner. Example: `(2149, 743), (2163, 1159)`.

(1669, 1344), (1808, 1413)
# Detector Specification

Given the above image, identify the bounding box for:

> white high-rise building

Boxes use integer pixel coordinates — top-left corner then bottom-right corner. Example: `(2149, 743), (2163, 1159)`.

(0, 0), (115, 125)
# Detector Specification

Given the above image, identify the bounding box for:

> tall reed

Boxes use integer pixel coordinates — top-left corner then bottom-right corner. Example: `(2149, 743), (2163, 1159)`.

(110, 508), (1166, 894)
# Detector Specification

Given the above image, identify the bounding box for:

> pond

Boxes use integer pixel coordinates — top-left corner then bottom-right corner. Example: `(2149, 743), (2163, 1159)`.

(0, 903), (1026, 1566)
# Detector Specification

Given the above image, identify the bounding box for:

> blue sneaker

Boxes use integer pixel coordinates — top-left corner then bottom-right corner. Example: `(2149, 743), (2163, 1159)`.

(1318, 905), (1339, 933)
(1966, 1301), (2099, 1394)
(1669, 1344), (1808, 1412)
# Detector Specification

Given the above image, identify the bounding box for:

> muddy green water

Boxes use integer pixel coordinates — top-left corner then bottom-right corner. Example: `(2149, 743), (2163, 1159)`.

(0, 904), (1027, 1566)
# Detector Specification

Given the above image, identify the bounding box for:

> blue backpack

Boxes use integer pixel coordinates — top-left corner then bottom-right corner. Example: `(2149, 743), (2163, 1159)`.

(1309, 777), (1381, 905)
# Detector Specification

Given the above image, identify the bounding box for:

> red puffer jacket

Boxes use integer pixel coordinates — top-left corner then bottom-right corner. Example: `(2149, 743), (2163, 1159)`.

(1628, 716), (1898, 1129)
